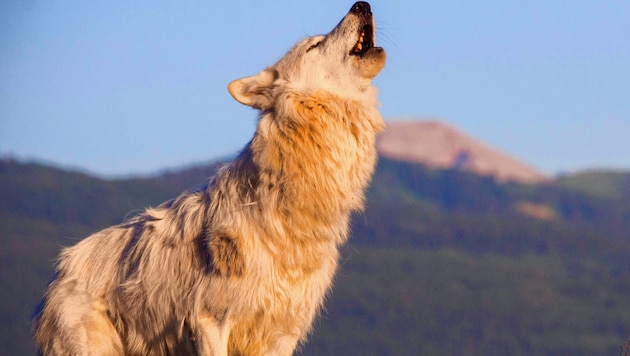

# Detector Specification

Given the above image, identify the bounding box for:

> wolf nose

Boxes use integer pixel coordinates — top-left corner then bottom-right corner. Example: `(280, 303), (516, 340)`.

(351, 1), (371, 15)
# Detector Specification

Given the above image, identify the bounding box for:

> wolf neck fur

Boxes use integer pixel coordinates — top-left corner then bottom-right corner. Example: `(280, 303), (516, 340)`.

(229, 89), (383, 244)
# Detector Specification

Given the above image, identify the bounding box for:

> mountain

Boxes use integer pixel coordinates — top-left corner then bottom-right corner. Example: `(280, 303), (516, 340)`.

(377, 120), (548, 184)
(1, 156), (630, 355)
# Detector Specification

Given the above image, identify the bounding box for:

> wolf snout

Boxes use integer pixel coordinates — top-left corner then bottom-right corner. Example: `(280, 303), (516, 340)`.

(351, 1), (372, 15)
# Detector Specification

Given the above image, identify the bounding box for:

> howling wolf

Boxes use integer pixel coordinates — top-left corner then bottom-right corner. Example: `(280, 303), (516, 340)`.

(35, 2), (385, 355)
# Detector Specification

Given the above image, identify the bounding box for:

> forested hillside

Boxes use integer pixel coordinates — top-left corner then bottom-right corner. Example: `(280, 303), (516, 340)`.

(303, 159), (630, 355)
(1, 157), (629, 355)
(1, 159), (221, 354)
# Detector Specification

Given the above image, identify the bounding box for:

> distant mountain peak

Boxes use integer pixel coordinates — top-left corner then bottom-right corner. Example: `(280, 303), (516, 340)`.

(376, 120), (548, 184)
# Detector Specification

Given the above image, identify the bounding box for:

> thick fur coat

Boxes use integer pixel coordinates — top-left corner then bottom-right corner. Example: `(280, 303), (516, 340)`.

(35, 2), (385, 355)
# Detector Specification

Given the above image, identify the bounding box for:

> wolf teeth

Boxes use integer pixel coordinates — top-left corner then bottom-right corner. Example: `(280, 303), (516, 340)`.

(354, 30), (366, 53)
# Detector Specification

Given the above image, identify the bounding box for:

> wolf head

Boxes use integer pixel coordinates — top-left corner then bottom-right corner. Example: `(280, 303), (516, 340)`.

(229, 1), (386, 110)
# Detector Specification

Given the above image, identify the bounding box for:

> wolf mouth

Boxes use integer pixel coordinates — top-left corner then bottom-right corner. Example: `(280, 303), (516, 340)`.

(351, 23), (374, 56)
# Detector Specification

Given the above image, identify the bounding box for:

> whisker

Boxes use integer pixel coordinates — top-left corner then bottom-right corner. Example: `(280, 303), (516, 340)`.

(375, 20), (399, 48)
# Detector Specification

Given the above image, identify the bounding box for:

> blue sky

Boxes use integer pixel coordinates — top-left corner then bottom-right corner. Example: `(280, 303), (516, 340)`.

(1, 0), (629, 177)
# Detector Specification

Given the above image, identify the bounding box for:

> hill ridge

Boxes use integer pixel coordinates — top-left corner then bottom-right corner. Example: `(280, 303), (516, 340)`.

(376, 120), (548, 184)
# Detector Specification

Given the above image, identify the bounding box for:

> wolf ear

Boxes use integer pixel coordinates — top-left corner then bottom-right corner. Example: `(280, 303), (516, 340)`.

(228, 69), (277, 110)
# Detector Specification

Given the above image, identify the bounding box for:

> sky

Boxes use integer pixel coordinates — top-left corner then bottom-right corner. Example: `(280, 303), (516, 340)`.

(1, 0), (629, 177)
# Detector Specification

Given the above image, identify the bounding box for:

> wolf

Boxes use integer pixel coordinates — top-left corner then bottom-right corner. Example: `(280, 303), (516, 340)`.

(34, 2), (385, 355)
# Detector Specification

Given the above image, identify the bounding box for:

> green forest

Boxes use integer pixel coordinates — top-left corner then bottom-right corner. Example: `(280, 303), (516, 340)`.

(1, 157), (630, 355)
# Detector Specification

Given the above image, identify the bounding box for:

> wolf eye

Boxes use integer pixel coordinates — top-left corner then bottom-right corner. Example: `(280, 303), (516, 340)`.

(306, 41), (322, 52)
